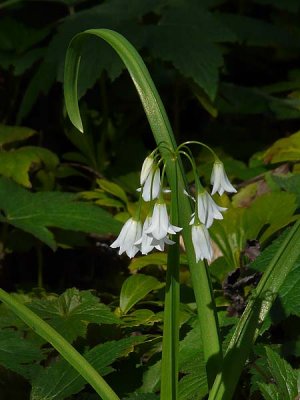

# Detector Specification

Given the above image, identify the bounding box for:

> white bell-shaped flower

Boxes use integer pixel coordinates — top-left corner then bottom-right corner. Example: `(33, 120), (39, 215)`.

(140, 155), (155, 186)
(151, 236), (175, 252)
(145, 202), (182, 240)
(142, 167), (161, 202)
(196, 190), (227, 228)
(134, 217), (155, 255)
(110, 218), (142, 258)
(191, 222), (213, 262)
(135, 216), (176, 254)
(210, 161), (237, 196)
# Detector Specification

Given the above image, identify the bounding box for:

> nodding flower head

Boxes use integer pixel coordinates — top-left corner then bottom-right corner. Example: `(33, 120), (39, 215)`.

(110, 218), (142, 258)
(210, 161), (237, 196)
(140, 155), (155, 186)
(191, 221), (213, 262)
(145, 201), (182, 241)
(141, 167), (161, 202)
(139, 155), (161, 202)
(196, 190), (227, 228)
(135, 216), (175, 255)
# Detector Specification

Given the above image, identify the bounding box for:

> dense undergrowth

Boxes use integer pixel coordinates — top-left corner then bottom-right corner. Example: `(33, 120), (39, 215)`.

(0, 0), (300, 399)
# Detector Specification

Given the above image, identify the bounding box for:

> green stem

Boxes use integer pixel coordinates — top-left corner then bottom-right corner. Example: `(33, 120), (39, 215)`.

(161, 236), (180, 400)
(161, 161), (180, 400)
(0, 288), (120, 400)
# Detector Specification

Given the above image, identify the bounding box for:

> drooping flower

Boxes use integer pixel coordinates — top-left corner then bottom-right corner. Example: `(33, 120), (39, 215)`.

(151, 236), (175, 252)
(145, 201), (182, 240)
(191, 222), (213, 262)
(135, 216), (175, 254)
(134, 216), (155, 255)
(140, 155), (155, 186)
(110, 218), (142, 258)
(141, 167), (161, 202)
(196, 190), (227, 228)
(210, 161), (237, 196)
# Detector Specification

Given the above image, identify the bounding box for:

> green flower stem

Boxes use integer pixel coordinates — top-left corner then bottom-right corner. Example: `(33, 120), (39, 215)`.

(0, 288), (120, 400)
(161, 232), (180, 399)
(209, 219), (300, 400)
(64, 28), (222, 387)
(161, 161), (180, 400)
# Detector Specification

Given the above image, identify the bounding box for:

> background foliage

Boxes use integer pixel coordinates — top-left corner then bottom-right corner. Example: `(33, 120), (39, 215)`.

(0, 0), (300, 399)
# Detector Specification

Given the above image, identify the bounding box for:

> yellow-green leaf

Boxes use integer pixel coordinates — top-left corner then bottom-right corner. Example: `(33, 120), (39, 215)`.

(120, 274), (164, 314)
(0, 124), (37, 146)
(0, 146), (59, 187)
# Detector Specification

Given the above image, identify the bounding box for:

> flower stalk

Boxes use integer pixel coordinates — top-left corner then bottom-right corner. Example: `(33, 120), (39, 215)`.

(64, 28), (225, 392)
(160, 161), (180, 399)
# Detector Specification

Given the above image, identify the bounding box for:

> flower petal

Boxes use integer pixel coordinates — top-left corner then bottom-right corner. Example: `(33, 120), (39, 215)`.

(140, 155), (154, 185)
(191, 223), (213, 262)
(210, 161), (236, 196)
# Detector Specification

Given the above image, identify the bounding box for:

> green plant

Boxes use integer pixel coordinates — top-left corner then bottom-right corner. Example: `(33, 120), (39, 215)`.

(1, 27), (298, 400)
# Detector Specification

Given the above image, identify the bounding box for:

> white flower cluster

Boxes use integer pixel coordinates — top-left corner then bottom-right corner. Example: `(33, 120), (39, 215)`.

(111, 155), (181, 258)
(190, 161), (236, 262)
(111, 153), (236, 263)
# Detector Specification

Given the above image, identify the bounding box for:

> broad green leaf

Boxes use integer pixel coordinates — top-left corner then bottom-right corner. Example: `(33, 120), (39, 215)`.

(178, 322), (208, 399)
(0, 330), (44, 380)
(31, 336), (146, 400)
(122, 309), (162, 326)
(265, 347), (298, 400)
(251, 344), (300, 400)
(0, 288), (120, 400)
(262, 131), (300, 163)
(272, 174), (300, 206)
(249, 228), (300, 324)
(178, 373), (208, 400)
(0, 146), (59, 187)
(125, 394), (159, 400)
(244, 192), (297, 242)
(141, 361), (161, 394)
(216, 83), (300, 118)
(274, 260), (300, 319)
(219, 13), (295, 47)
(129, 253), (168, 272)
(129, 253), (188, 272)
(0, 18), (49, 53)
(231, 182), (260, 208)
(19, 0), (161, 121)
(29, 289), (120, 342)
(209, 221), (300, 400)
(0, 178), (121, 249)
(120, 274), (164, 314)
(17, 60), (57, 123)
(0, 18), (49, 75)
(217, 83), (270, 115)
(257, 382), (279, 400)
(0, 124), (37, 146)
(145, 0), (235, 100)
(140, 321), (208, 398)
(95, 198), (125, 208)
(97, 179), (128, 204)
(210, 207), (246, 268)
(80, 189), (125, 208)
